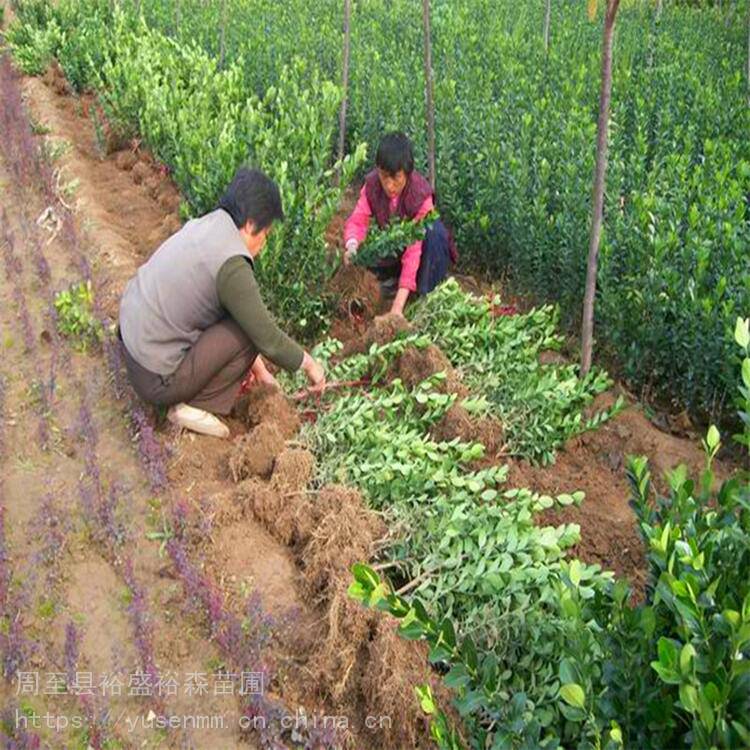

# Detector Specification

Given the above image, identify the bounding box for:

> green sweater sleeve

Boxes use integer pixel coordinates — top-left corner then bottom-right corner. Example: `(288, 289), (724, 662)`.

(216, 256), (304, 372)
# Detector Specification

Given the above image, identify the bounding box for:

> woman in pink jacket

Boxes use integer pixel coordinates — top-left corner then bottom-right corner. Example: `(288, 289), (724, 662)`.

(343, 132), (455, 316)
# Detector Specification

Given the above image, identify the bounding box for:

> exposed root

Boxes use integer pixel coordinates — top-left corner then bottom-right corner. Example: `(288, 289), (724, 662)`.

(270, 448), (316, 494)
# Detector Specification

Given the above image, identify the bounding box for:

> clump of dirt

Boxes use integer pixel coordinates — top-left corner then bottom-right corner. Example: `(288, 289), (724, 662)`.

(539, 349), (568, 366)
(228, 422), (285, 481)
(243, 384), (300, 439)
(431, 403), (505, 457)
(310, 572), (377, 703)
(329, 265), (382, 319)
(160, 214), (182, 237)
(203, 488), (245, 527)
(234, 478), (287, 542)
(43, 61), (70, 96)
(131, 161), (150, 185)
(392, 343), (466, 395)
(271, 448), (315, 494)
(363, 619), (448, 749)
(340, 312), (412, 358)
(301, 485), (386, 596)
(114, 150), (137, 171)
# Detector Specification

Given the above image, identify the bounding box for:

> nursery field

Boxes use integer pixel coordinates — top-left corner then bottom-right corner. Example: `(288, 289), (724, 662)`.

(5, 0), (750, 417)
(1, 1), (750, 749)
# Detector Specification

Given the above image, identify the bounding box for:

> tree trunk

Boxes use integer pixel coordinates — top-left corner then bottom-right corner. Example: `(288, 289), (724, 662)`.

(581, 0), (620, 376)
(422, 0), (437, 189)
(336, 0), (353, 184)
(655, 0), (663, 20)
(544, 0), (552, 52)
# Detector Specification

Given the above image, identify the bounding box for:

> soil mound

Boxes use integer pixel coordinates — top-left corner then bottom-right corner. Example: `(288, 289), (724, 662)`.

(301, 485), (386, 596)
(228, 422), (284, 481)
(270, 448), (315, 494)
(114, 150), (137, 171)
(243, 384), (300, 439)
(340, 312), (412, 357)
(328, 264), (382, 319)
(392, 343), (466, 395)
(234, 479), (293, 546)
(363, 619), (449, 749)
(310, 572), (377, 703)
(431, 403), (505, 456)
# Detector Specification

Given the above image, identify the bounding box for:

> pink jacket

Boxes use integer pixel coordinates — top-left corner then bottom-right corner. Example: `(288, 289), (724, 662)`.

(344, 185), (434, 292)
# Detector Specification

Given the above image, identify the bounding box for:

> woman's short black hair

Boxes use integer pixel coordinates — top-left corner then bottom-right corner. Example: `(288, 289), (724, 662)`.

(376, 132), (414, 175)
(217, 167), (284, 231)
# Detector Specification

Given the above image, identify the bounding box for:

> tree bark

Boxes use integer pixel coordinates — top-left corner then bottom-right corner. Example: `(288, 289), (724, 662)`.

(544, 0), (552, 52)
(422, 0), (437, 189)
(336, 0), (353, 184)
(581, 0), (620, 376)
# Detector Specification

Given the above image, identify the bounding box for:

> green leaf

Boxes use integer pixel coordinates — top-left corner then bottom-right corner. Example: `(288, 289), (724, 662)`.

(559, 683), (586, 709)
(706, 425), (720, 451)
(415, 684), (436, 715)
(679, 643), (696, 675)
(679, 683), (699, 713)
(569, 559), (582, 587)
(735, 317), (750, 349)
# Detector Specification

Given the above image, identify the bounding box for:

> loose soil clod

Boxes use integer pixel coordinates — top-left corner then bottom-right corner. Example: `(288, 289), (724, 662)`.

(243, 383), (300, 439)
(431, 403), (505, 456)
(131, 161), (150, 185)
(392, 342), (466, 395)
(228, 421), (285, 481)
(270, 448), (316, 494)
(114, 150), (137, 172)
(340, 311), (412, 358)
(301, 484), (386, 596)
(363, 619), (450, 749)
(328, 264), (382, 320)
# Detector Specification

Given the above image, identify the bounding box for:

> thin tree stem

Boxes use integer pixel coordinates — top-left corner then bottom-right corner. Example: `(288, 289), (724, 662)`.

(581, 0), (620, 375)
(336, 0), (353, 184)
(422, 0), (437, 189)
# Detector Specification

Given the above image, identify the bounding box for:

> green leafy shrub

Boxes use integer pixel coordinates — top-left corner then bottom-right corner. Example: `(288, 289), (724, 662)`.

(53, 280), (103, 352)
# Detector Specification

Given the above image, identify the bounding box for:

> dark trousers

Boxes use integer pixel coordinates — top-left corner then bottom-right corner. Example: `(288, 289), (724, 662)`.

(119, 318), (257, 416)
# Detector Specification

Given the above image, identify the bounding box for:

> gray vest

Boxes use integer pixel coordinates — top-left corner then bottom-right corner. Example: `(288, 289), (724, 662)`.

(119, 208), (248, 375)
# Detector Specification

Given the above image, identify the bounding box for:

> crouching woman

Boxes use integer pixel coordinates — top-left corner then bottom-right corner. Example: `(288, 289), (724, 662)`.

(343, 132), (457, 316)
(117, 167), (325, 438)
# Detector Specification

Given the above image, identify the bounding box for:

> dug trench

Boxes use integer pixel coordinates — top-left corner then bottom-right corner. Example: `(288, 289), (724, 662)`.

(6, 54), (735, 748)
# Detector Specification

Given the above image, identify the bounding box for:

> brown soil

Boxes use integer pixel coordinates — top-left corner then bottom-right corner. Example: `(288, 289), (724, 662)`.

(22, 75), (182, 319)
(301, 485), (386, 596)
(362, 619), (445, 748)
(270, 447), (316, 494)
(431, 403), (505, 457)
(228, 421), (285, 481)
(339, 311), (412, 357)
(392, 342), (467, 395)
(329, 264), (382, 318)
(235, 478), (299, 547)
(242, 383), (300, 439)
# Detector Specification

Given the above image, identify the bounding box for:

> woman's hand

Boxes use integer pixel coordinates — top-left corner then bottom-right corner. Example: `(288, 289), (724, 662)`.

(343, 238), (359, 266)
(251, 355), (280, 389)
(389, 287), (410, 317)
(302, 351), (326, 393)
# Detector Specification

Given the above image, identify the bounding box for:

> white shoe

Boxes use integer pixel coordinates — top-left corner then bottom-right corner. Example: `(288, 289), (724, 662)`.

(167, 403), (230, 439)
